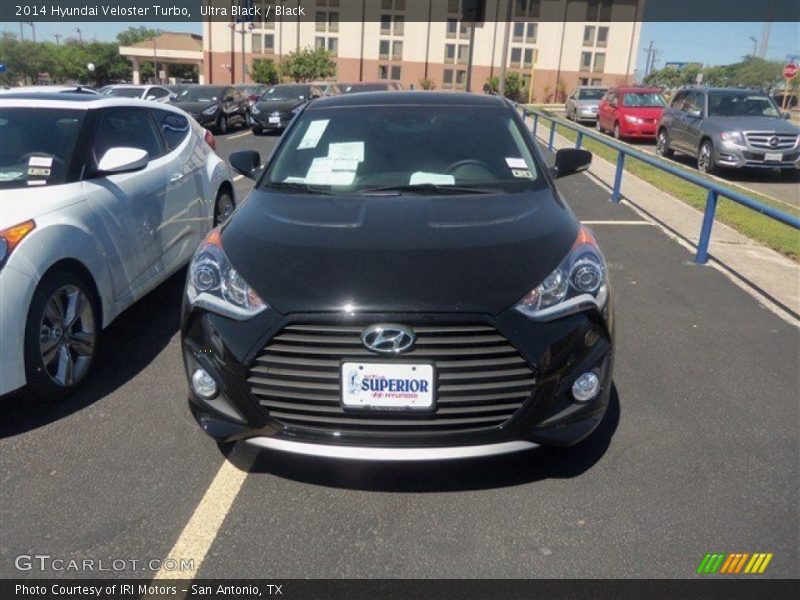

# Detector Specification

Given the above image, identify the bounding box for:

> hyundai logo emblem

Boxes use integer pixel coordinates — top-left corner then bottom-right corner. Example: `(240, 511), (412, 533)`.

(768, 136), (780, 147)
(361, 324), (415, 354)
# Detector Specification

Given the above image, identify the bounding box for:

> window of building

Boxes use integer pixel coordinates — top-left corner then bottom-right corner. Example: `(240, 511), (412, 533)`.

(586, 0), (599, 20)
(455, 70), (467, 88)
(316, 11), (326, 32)
(444, 43), (456, 63)
(446, 19), (457, 38)
(382, 0), (405, 10)
(523, 48), (534, 68)
(580, 51), (592, 72)
(591, 78), (603, 86)
(513, 22), (524, 42)
(392, 41), (403, 60)
(583, 26), (595, 46)
(456, 44), (468, 64)
(587, 0), (611, 22)
(578, 77), (590, 86)
(253, 34), (262, 54)
(316, 37), (325, 50)
(380, 39), (390, 59)
(381, 14), (404, 36)
(328, 12), (339, 32)
(443, 69), (454, 86)
(596, 26), (609, 47)
(316, 11), (339, 33)
(526, 23), (537, 43)
(448, 0), (460, 14)
(328, 37), (338, 56)
(378, 65), (388, 80)
(510, 47), (522, 68)
(514, 0), (540, 19)
(593, 53), (606, 73)
(394, 15), (405, 35)
(264, 34), (274, 52)
(391, 65), (401, 80)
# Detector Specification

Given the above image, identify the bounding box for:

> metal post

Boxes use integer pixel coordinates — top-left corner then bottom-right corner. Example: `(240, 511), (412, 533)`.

(547, 120), (556, 151)
(576, 131), (584, 149)
(695, 189), (718, 264)
(533, 113), (539, 138)
(610, 152), (625, 203)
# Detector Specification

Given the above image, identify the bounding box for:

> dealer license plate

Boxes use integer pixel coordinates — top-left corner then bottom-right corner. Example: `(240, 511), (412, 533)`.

(269, 116), (280, 124)
(341, 362), (434, 409)
(764, 152), (783, 162)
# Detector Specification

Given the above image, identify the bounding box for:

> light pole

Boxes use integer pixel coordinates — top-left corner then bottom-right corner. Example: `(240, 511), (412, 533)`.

(749, 36), (758, 58)
(55, 34), (62, 46)
(76, 28), (83, 43)
(229, 21), (255, 84)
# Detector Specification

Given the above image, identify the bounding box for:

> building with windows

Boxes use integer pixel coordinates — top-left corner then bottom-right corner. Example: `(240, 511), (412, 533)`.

(202, 0), (642, 102)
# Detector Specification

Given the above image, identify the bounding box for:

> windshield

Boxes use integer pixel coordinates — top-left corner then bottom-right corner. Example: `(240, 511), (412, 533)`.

(622, 93), (667, 107)
(578, 88), (607, 100)
(105, 88), (143, 98)
(0, 107), (84, 188)
(262, 85), (309, 101)
(707, 93), (780, 118)
(263, 105), (544, 194)
(177, 87), (223, 103)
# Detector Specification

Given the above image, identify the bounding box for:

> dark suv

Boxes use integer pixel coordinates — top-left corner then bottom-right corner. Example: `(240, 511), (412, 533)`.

(656, 87), (800, 174)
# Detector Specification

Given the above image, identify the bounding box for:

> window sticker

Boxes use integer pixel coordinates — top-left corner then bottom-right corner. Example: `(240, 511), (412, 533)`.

(28, 156), (53, 168)
(297, 119), (330, 150)
(328, 142), (364, 162)
(27, 167), (51, 178)
(27, 179), (47, 186)
(283, 176), (307, 183)
(409, 172), (456, 185)
(511, 169), (533, 179)
(305, 157), (357, 185)
(505, 157), (528, 169)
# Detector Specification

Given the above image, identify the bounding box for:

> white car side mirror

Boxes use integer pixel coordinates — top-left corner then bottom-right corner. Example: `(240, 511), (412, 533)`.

(97, 147), (149, 174)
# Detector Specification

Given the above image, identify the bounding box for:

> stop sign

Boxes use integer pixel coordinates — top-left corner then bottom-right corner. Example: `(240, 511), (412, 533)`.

(784, 63), (798, 79)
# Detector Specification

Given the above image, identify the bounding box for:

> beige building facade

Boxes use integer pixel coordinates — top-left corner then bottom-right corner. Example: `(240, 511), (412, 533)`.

(203, 0), (642, 101)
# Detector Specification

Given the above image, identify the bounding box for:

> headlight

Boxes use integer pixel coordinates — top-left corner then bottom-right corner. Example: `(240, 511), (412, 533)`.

(186, 229), (268, 320)
(624, 115), (643, 124)
(250, 104), (260, 115)
(0, 219), (36, 269)
(720, 131), (745, 145)
(202, 105), (218, 116)
(515, 226), (608, 321)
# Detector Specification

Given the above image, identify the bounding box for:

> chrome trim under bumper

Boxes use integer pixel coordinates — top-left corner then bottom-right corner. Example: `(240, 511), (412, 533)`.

(245, 437), (538, 461)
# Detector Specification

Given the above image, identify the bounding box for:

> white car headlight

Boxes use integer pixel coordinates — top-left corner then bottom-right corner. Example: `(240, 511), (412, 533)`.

(624, 115), (643, 124)
(250, 104), (260, 115)
(516, 227), (608, 321)
(720, 131), (745, 145)
(202, 105), (218, 116)
(186, 229), (268, 320)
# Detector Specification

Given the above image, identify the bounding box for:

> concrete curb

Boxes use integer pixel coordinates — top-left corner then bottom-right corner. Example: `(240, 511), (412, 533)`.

(531, 120), (800, 325)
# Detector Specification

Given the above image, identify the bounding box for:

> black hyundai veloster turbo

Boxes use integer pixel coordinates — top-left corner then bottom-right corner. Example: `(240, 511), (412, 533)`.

(181, 92), (614, 460)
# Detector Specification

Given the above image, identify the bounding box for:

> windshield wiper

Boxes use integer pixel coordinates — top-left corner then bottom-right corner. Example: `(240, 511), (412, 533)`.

(260, 181), (336, 195)
(357, 183), (499, 196)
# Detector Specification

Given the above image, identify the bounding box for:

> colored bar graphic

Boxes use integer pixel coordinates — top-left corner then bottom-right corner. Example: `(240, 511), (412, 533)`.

(701, 552), (773, 575)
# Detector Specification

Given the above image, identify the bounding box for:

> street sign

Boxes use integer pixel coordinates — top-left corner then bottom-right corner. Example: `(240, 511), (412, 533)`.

(784, 63), (798, 80)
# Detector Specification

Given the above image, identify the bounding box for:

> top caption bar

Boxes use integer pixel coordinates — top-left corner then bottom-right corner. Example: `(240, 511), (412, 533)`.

(2, 0), (799, 23)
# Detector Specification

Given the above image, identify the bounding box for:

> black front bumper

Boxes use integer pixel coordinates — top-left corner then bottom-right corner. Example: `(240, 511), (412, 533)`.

(181, 293), (615, 453)
(253, 112), (292, 130)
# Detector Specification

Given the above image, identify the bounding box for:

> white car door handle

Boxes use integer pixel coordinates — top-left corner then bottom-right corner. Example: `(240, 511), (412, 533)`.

(169, 173), (184, 183)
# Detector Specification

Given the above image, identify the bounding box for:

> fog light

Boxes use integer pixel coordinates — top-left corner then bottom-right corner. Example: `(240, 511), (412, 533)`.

(192, 368), (218, 399)
(572, 372), (600, 402)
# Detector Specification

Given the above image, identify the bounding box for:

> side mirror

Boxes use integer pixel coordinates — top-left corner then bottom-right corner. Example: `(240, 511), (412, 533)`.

(687, 109), (702, 118)
(145, 94), (156, 101)
(169, 93), (178, 100)
(781, 111), (791, 120)
(96, 147), (149, 174)
(552, 148), (592, 179)
(229, 150), (261, 179)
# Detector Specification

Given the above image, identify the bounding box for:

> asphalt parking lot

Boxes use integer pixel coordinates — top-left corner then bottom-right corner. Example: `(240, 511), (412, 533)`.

(1, 127), (797, 579)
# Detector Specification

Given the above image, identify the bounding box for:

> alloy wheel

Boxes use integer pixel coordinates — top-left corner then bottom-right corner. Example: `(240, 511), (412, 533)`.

(39, 285), (96, 388)
(656, 132), (667, 156)
(698, 142), (713, 173)
(215, 193), (235, 225)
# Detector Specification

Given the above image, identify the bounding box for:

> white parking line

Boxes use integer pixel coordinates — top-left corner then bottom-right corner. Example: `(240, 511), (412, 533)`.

(226, 131), (252, 140)
(152, 443), (257, 579)
(581, 220), (654, 225)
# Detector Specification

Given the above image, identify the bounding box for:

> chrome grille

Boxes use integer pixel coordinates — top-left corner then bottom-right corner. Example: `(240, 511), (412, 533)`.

(248, 323), (535, 436)
(744, 132), (798, 150)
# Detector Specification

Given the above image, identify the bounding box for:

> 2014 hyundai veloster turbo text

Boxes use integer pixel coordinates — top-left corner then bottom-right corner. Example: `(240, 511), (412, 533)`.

(181, 92), (614, 460)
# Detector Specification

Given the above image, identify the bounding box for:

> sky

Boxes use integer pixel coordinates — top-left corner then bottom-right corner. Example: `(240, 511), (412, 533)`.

(5, 20), (799, 72)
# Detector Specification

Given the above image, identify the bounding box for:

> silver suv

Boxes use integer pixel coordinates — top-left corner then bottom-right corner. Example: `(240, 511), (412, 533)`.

(656, 87), (800, 174)
(565, 86), (608, 123)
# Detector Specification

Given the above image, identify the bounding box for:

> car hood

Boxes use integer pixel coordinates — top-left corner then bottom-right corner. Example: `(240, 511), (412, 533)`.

(172, 101), (217, 115)
(621, 107), (664, 119)
(575, 99), (602, 108)
(702, 116), (800, 134)
(0, 183), (85, 228)
(255, 99), (304, 113)
(221, 189), (578, 315)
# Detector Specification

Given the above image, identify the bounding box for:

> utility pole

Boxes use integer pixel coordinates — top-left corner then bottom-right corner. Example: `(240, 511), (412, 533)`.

(55, 34), (62, 46)
(758, 0), (774, 58)
(749, 36), (758, 58)
(497, 0), (513, 96)
(76, 28), (82, 43)
(26, 22), (35, 43)
(643, 41), (655, 76)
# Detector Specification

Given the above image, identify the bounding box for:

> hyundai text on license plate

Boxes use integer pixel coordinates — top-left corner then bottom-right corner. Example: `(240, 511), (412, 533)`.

(341, 362), (434, 409)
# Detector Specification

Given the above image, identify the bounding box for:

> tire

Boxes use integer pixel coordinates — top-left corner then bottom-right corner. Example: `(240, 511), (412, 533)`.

(245, 112), (254, 128)
(217, 114), (228, 135)
(214, 188), (235, 225)
(656, 129), (674, 158)
(596, 118), (603, 133)
(697, 140), (716, 175)
(613, 122), (621, 140)
(24, 269), (100, 402)
(251, 125), (263, 135)
(565, 108), (573, 121)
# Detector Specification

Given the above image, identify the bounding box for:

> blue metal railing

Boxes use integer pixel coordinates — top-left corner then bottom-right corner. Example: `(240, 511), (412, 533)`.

(517, 105), (800, 265)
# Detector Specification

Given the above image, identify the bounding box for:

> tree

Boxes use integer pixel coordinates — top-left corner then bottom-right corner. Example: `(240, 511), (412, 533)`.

(419, 77), (436, 90)
(643, 57), (783, 91)
(485, 73), (525, 102)
(116, 27), (163, 47)
(251, 59), (279, 84)
(280, 47), (336, 82)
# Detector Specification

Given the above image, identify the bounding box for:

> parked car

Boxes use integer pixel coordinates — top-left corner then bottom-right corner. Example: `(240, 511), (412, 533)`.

(236, 83), (269, 106)
(657, 87), (800, 174)
(250, 83), (324, 134)
(565, 86), (608, 122)
(340, 82), (403, 94)
(183, 91), (613, 460)
(0, 93), (234, 400)
(101, 84), (174, 103)
(165, 84), (193, 97)
(1, 85), (98, 95)
(171, 85), (249, 134)
(597, 87), (667, 140)
(310, 81), (342, 96)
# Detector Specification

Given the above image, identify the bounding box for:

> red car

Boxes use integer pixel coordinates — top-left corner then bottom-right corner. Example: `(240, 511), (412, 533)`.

(597, 86), (667, 140)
